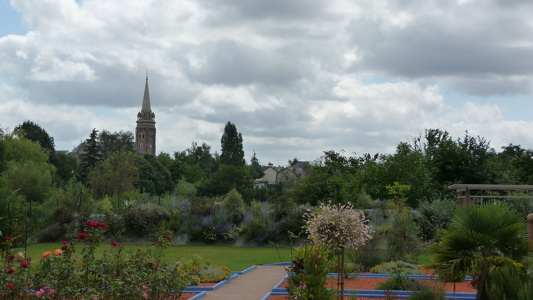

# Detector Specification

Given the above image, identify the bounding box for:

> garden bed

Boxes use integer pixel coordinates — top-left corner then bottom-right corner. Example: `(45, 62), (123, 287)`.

(268, 274), (476, 300)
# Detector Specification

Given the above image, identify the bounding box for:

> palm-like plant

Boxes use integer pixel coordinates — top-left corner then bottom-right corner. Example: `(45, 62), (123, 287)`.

(427, 202), (530, 300)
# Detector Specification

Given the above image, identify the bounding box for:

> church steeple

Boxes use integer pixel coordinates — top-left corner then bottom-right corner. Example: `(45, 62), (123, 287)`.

(141, 76), (152, 114)
(136, 75), (156, 155)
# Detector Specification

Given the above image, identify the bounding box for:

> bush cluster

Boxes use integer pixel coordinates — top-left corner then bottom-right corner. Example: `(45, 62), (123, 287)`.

(0, 221), (229, 299)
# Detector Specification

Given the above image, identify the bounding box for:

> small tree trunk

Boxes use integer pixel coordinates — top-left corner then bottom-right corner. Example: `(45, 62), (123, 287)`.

(339, 245), (345, 300)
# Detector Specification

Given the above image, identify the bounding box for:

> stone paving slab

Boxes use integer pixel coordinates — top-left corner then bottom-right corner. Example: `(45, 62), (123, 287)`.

(202, 265), (288, 300)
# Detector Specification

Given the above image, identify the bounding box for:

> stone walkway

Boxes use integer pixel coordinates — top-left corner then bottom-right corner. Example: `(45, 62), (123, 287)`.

(202, 265), (288, 300)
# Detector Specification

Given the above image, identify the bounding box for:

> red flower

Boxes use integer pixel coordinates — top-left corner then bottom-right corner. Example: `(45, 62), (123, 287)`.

(76, 233), (87, 240)
(7, 268), (14, 274)
(88, 238), (94, 243)
(61, 245), (68, 250)
(62, 241), (68, 244)
(85, 221), (97, 228)
(97, 222), (107, 229)
(21, 262), (29, 269)
(3, 236), (13, 241)
(7, 283), (14, 290)
(110, 241), (118, 247)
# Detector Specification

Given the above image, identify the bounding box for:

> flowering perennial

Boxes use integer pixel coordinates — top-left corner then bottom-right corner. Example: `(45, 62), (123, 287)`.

(305, 201), (372, 247)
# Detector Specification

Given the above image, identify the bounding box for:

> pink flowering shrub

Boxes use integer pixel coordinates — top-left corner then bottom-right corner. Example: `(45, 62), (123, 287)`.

(304, 201), (372, 248)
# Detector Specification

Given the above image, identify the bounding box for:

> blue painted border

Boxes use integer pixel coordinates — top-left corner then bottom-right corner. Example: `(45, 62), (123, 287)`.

(185, 274), (239, 292)
(262, 291), (476, 300)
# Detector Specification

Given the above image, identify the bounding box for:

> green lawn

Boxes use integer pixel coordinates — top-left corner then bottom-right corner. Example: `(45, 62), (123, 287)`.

(15, 243), (293, 271)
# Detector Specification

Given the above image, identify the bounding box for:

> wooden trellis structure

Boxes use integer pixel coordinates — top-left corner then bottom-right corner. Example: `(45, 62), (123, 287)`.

(448, 184), (533, 205)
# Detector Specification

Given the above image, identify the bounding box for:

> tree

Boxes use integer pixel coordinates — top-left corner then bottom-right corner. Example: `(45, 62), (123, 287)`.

(80, 129), (102, 182)
(428, 202), (530, 300)
(54, 152), (80, 184)
(200, 164), (251, 197)
(220, 122), (245, 166)
(88, 151), (139, 199)
(135, 154), (174, 196)
(98, 130), (134, 159)
(249, 151), (264, 179)
(4, 160), (54, 203)
(305, 202), (372, 299)
(14, 121), (55, 159)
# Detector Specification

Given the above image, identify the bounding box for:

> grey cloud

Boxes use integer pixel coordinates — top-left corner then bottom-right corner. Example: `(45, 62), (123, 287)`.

(184, 40), (304, 86)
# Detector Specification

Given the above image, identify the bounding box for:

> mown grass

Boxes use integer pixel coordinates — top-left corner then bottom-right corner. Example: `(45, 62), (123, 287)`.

(15, 243), (294, 271)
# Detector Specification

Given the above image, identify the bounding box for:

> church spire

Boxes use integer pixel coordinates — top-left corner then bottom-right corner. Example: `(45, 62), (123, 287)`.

(141, 75), (152, 114)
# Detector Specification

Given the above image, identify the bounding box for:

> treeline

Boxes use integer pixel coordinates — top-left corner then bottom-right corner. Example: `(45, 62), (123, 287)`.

(1, 121), (532, 245)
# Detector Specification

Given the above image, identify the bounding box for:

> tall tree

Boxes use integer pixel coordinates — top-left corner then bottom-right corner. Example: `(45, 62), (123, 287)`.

(220, 122), (245, 166)
(249, 151), (264, 179)
(80, 129), (102, 182)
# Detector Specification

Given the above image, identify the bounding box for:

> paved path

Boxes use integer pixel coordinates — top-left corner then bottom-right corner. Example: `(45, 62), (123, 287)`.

(202, 265), (288, 300)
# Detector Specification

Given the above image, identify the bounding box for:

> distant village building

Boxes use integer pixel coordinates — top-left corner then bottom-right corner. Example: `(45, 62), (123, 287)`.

(135, 76), (156, 155)
(255, 161), (311, 189)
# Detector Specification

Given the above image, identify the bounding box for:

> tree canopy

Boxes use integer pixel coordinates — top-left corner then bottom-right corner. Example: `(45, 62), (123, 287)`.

(220, 122), (245, 167)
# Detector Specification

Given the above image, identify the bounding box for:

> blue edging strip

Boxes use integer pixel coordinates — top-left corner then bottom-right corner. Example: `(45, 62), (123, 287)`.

(233, 265), (258, 275)
(262, 291), (476, 300)
(185, 274), (239, 292)
(185, 291), (207, 299)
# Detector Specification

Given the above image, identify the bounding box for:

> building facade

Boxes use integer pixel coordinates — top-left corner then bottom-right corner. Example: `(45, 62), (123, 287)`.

(135, 77), (156, 155)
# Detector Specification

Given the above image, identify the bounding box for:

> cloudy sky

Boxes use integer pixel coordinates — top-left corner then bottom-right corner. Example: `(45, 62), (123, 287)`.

(1, 0), (532, 165)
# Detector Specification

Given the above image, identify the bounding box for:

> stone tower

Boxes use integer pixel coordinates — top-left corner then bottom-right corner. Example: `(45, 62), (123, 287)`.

(136, 76), (156, 155)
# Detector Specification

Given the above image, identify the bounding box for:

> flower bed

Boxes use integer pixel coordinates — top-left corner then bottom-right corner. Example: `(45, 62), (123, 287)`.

(267, 274), (476, 300)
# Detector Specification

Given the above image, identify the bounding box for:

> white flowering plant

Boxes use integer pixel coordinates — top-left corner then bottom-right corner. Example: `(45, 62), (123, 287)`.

(304, 201), (372, 248)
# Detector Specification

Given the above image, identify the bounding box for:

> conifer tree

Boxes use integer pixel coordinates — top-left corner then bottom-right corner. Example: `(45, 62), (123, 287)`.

(220, 122), (245, 166)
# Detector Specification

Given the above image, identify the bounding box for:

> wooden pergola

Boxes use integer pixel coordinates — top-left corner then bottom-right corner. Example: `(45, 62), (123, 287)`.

(448, 184), (533, 205)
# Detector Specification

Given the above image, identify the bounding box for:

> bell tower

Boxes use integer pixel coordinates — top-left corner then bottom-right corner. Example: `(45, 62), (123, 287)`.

(136, 76), (156, 155)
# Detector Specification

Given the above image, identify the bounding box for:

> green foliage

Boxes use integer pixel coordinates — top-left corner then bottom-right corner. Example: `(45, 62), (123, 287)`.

(220, 121), (245, 166)
(428, 202), (530, 300)
(197, 260), (232, 282)
(416, 198), (456, 241)
(370, 261), (422, 275)
(89, 151), (139, 199)
(376, 273), (428, 292)
(385, 212), (425, 263)
(385, 181), (411, 210)
(80, 128), (102, 182)
(98, 129), (135, 159)
(346, 228), (387, 272)
(5, 160), (54, 202)
(201, 164), (252, 197)
(249, 151), (264, 179)
(288, 244), (336, 300)
(486, 263), (533, 300)
(123, 202), (167, 237)
(1, 225), (205, 299)
(221, 188), (245, 223)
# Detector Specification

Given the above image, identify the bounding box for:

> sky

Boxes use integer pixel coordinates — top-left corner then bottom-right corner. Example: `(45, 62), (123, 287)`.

(0, 0), (532, 166)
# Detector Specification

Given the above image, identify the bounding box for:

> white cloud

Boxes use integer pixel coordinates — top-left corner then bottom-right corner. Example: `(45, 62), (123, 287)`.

(0, 0), (532, 164)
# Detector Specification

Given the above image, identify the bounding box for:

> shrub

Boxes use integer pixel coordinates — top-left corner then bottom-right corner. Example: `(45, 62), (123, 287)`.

(416, 199), (455, 241)
(487, 265), (533, 300)
(288, 244), (335, 300)
(370, 261), (422, 275)
(385, 212), (424, 263)
(347, 227), (387, 271)
(197, 260), (232, 282)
